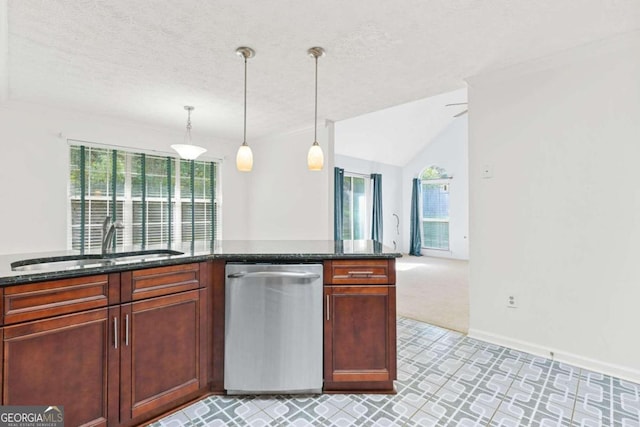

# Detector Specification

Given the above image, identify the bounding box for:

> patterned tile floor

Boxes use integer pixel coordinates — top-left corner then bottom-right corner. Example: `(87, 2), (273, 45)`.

(151, 317), (640, 426)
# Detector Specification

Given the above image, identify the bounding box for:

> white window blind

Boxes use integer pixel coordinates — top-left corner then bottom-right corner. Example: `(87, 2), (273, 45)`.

(69, 145), (219, 251)
(421, 181), (450, 250)
(420, 166), (450, 250)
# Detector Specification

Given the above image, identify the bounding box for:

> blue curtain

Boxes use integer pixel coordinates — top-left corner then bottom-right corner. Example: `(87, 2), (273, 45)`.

(371, 173), (383, 243)
(334, 167), (344, 240)
(409, 178), (422, 256)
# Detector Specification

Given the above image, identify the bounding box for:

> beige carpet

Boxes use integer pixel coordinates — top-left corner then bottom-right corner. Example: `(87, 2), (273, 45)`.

(396, 255), (469, 333)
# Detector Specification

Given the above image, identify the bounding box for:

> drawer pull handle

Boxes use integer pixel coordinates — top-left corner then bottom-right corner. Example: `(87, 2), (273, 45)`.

(113, 317), (118, 349)
(326, 295), (330, 320)
(348, 271), (374, 275)
(125, 314), (130, 347)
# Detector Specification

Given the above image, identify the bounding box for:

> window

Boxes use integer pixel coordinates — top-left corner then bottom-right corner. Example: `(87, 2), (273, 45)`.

(69, 144), (219, 251)
(342, 174), (368, 240)
(421, 166), (450, 250)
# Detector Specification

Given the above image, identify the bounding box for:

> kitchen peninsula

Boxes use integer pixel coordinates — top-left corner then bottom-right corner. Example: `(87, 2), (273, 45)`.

(0, 240), (400, 427)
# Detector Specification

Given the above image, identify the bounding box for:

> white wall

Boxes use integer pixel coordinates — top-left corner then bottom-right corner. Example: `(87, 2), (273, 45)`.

(0, 100), (252, 255)
(403, 117), (469, 259)
(0, 0), (7, 103)
(0, 101), (335, 255)
(241, 125), (333, 240)
(335, 154), (403, 251)
(468, 31), (640, 381)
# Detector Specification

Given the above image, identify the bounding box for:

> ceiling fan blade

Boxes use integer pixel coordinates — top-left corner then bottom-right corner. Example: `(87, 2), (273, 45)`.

(446, 102), (468, 106)
(453, 109), (468, 118)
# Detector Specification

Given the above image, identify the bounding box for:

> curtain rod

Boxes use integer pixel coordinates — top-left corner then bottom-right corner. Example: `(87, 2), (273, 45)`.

(66, 138), (224, 163)
(343, 170), (373, 179)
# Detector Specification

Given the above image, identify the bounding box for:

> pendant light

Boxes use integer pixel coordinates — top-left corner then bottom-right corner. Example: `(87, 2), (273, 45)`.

(235, 47), (255, 172)
(307, 47), (325, 171)
(171, 106), (207, 160)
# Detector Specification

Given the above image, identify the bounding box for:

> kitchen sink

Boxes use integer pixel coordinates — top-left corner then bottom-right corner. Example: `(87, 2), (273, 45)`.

(11, 249), (184, 272)
(106, 250), (184, 264)
(11, 256), (107, 272)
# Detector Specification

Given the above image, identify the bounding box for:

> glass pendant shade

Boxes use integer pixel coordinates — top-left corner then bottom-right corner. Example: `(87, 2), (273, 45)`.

(236, 143), (253, 172)
(171, 143), (207, 160)
(172, 106), (206, 160)
(307, 141), (324, 171)
(236, 47), (255, 172)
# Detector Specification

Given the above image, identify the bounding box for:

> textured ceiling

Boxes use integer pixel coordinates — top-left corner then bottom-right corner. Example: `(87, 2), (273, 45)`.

(5, 0), (640, 152)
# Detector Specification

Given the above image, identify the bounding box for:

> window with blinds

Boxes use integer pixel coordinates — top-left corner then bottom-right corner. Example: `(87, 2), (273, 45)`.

(69, 144), (219, 252)
(420, 166), (450, 250)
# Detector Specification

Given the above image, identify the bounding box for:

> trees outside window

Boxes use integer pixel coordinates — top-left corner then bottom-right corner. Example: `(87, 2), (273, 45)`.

(69, 145), (218, 251)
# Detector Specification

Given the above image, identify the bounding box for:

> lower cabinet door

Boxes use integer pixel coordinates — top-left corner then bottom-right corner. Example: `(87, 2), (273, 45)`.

(324, 285), (396, 391)
(119, 289), (206, 423)
(3, 308), (114, 427)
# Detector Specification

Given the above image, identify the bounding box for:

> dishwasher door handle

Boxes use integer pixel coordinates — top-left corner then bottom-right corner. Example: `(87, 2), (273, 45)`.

(227, 271), (321, 280)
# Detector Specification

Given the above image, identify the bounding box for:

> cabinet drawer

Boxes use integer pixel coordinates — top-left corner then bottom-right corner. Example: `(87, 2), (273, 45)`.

(324, 259), (395, 285)
(3, 274), (113, 325)
(122, 263), (201, 302)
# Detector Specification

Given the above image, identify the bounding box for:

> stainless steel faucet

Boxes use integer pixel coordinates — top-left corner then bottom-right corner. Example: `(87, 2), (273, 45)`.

(102, 216), (124, 256)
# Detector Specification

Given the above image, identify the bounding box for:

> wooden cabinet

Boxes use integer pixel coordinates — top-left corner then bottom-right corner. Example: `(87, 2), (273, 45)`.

(121, 263), (201, 302)
(209, 260), (226, 393)
(324, 259), (395, 285)
(118, 262), (209, 426)
(323, 259), (397, 393)
(3, 308), (114, 427)
(1, 274), (119, 426)
(1, 262), (210, 427)
(0, 255), (397, 422)
(119, 288), (207, 425)
(3, 273), (117, 324)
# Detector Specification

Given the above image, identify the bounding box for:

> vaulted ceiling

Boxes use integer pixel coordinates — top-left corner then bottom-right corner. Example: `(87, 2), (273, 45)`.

(3, 1), (639, 153)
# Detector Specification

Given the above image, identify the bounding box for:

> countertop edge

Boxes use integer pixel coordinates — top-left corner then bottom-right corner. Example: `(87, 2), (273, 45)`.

(0, 252), (402, 287)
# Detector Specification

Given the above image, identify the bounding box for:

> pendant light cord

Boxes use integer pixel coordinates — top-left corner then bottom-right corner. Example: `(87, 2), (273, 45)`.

(243, 56), (248, 144)
(186, 108), (192, 143)
(314, 55), (318, 143)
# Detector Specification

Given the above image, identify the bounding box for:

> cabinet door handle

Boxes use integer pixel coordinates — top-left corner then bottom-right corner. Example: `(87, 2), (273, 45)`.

(326, 295), (330, 321)
(125, 314), (129, 347)
(348, 271), (374, 275)
(113, 317), (118, 349)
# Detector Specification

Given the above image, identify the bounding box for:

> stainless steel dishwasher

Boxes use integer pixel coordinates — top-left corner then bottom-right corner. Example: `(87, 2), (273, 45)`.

(224, 263), (323, 394)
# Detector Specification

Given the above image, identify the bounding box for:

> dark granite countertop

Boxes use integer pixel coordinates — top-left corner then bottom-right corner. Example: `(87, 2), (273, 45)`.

(0, 240), (401, 286)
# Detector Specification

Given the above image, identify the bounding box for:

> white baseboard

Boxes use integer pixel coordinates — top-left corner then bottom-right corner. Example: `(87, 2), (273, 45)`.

(468, 328), (640, 384)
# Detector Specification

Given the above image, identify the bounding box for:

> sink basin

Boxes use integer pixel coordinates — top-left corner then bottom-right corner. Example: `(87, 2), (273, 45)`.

(105, 249), (184, 264)
(11, 249), (184, 272)
(11, 256), (107, 272)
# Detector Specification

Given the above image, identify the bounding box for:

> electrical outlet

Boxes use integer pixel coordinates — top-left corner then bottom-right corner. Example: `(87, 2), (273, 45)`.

(507, 295), (518, 308)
